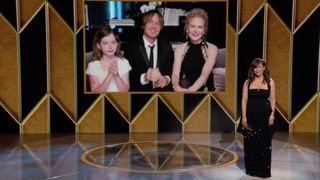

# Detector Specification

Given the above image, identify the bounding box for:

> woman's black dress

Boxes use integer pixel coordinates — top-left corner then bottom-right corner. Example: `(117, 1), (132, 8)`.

(180, 41), (214, 91)
(244, 84), (272, 178)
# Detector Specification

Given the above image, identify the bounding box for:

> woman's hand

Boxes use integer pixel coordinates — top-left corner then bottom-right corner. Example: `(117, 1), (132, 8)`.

(268, 116), (274, 126)
(242, 117), (248, 128)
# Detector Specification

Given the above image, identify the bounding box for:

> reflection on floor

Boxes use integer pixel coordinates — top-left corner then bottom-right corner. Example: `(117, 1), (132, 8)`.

(0, 133), (319, 180)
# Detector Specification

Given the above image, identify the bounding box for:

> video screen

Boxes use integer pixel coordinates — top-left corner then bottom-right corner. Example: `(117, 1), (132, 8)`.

(84, 1), (226, 93)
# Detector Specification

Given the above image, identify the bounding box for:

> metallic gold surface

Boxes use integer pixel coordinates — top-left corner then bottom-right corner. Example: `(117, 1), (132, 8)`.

(130, 96), (157, 133)
(107, 94), (129, 120)
(159, 94), (182, 120)
(266, 6), (291, 119)
(184, 96), (210, 133)
(19, 0), (44, 30)
(295, 0), (319, 29)
(213, 24), (236, 118)
(21, 96), (49, 133)
(48, 5), (75, 118)
(239, 0), (264, 31)
(77, 95), (104, 133)
(291, 95), (318, 132)
(0, 15), (19, 119)
(77, 0), (84, 30)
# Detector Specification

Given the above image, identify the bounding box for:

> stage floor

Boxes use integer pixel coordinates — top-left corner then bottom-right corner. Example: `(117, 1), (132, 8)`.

(0, 133), (319, 179)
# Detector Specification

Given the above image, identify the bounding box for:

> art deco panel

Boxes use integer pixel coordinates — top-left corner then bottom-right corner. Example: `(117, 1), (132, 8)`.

(19, 0), (44, 29)
(160, 93), (183, 119)
(268, 0), (293, 29)
(48, 0), (74, 29)
(0, 0), (17, 29)
(50, 96), (75, 133)
(105, 96), (130, 133)
(76, 0), (84, 30)
(291, 95), (318, 132)
(295, 0), (319, 29)
(21, 96), (49, 133)
(0, 15), (19, 119)
(20, 7), (47, 120)
(266, 6), (291, 118)
(77, 95), (104, 133)
(184, 96), (210, 133)
(239, 0), (264, 30)
(291, 7), (319, 118)
(49, 5), (75, 118)
(158, 97), (182, 132)
(130, 96), (157, 133)
(107, 94), (129, 119)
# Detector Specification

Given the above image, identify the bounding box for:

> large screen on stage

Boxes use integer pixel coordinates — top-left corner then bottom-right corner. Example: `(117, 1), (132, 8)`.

(84, 1), (227, 93)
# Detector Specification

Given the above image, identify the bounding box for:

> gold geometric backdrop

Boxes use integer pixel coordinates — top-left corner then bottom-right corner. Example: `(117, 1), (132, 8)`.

(0, 0), (319, 133)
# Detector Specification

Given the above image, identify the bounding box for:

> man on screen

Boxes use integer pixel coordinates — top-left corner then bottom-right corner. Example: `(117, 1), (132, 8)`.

(124, 10), (174, 91)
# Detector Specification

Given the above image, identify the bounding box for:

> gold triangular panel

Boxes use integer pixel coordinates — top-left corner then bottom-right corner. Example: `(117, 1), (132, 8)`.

(107, 94), (129, 120)
(159, 93), (182, 119)
(21, 96), (49, 133)
(184, 96), (210, 133)
(77, 96), (104, 133)
(295, 0), (319, 29)
(239, 0), (264, 30)
(266, 7), (291, 119)
(291, 95), (318, 132)
(212, 24), (236, 118)
(130, 96), (157, 133)
(0, 15), (19, 119)
(49, 5), (75, 118)
(19, 0), (44, 29)
(76, 0), (84, 30)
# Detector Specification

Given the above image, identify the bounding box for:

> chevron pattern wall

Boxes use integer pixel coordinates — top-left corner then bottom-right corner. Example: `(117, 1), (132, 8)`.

(0, 0), (319, 134)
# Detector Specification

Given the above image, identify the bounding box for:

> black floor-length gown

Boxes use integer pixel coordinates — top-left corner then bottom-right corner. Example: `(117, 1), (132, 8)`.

(244, 83), (273, 178)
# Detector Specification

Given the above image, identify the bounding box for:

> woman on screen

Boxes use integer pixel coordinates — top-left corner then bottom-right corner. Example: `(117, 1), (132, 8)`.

(172, 8), (218, 92)
(86, 26), (132, 92)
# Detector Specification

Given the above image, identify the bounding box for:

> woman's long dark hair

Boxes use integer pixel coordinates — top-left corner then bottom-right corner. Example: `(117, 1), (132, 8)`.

(92, 26), (122, 60)
(247, 58), (270, 86)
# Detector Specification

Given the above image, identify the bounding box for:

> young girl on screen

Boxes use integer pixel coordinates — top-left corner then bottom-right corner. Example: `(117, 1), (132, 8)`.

(86, 26), (131, 92)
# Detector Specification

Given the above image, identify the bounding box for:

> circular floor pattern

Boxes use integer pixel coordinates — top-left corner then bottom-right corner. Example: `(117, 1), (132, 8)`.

(81, 141), (239, 173)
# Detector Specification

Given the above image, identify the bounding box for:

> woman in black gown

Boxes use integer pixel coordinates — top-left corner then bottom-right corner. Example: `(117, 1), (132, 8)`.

(172, 8), (218, 92)
(241, 58), (276, 178)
